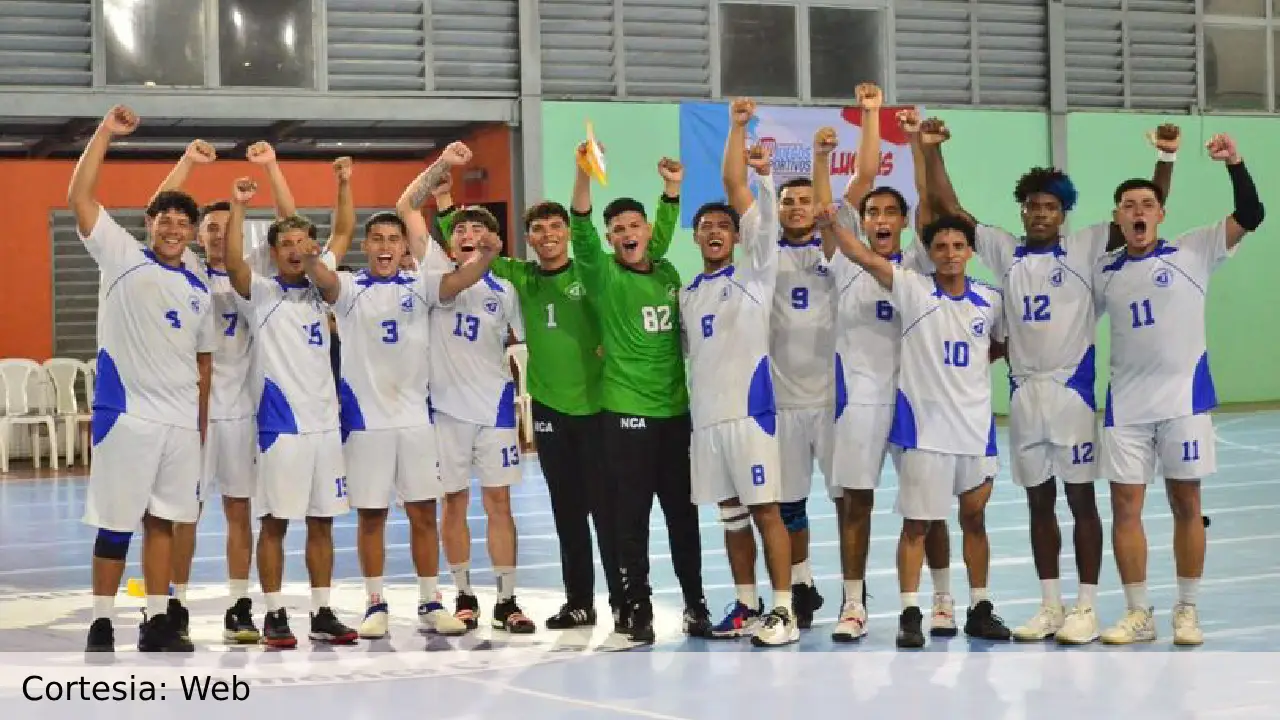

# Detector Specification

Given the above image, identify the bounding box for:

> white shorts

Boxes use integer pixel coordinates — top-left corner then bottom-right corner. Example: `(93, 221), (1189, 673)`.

(1009, 380), (1098, 488)
(254, 430), (349, 520)
(435, 412), (522, 494)
(832, 403), (900, 492)
(894, 448), (997, 521)
(690, 417), (783, 506)
(777, 406), (834, 503)
(83, 412), (201, 532)
(1100, 414), (1217, 485)
(201, 417), (257, 500)
(344, 425), (442, 508)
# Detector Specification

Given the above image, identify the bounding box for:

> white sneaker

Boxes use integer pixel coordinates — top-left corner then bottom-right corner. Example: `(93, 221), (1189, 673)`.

(750, 606), (799, 647)
(831, 600), (867, 642)
(1172, 603), (1203, 646)
(1100, 607), (1156, 645)
(1055, 605), (1100, 645)
(359, 598), (389, 639)
(419, 598), (468, 636)
(1012, 603), (1066, 641)
(930, 593), (958, 637)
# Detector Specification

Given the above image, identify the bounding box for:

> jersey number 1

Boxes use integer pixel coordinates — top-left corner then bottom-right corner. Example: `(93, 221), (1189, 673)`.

(545, 303), (557, 328)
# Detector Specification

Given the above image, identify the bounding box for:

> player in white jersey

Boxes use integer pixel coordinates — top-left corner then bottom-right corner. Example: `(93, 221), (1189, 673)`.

(431, 206), (536, 634)
(1093, 134), (1263, 646)
(922, 118), (1182, 645)
(223, 161), (359, 649)
(71, 106), (215, 653)
(821, 210), (1013, 648)
(301, 210), (496, 639)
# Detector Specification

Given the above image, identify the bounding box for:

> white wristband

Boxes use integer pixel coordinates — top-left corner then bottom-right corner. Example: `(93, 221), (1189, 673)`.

(1158, 150), (1177, 162)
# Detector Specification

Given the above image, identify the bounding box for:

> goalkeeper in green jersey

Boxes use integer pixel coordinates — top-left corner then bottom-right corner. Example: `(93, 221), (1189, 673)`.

(568, 142), (713, 645)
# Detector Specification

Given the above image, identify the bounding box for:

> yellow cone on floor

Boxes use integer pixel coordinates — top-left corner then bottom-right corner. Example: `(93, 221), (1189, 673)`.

(577, 121), (607, 186)
(125, 578), (145, 597)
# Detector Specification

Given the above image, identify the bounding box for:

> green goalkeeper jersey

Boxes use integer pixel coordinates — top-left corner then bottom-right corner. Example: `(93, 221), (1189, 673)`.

(437, 198), (678, 416)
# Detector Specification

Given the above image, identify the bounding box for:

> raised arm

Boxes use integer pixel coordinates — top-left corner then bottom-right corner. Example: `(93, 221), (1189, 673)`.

(816, 205), (895, 291)
(1207, 133), (1264, 250)
(919, 119), (977, 226)
(224, 178), (257, 299)
(398, 142), (470, 262)
(842, 83), (884, 211)
(438, 229), (503, 302)
(301, 245), (341, 304)
(246, 142), (298, 218)
(322, 157), (356, 264)
(569, 142), (607, 294)
(149, 140), (216, 207)
(649, 158), (683, 259)
(68, 106), (139, 236)
(743, 145), (779, 271)
(894, 109), (934, 232)
(721, 98), (756, 214)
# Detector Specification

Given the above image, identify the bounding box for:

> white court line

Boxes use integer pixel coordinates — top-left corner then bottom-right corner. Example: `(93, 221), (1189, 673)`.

(451, 674), (692, 720)
(1201, 623), (1280, 640)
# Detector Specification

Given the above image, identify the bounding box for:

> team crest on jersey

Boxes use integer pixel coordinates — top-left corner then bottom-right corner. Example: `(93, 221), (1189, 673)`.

(1048, 267), (1065, 287)
(188, 295), (202, 314)
(667, 285), (678, 300)
(484, 298), (500, 314)
(1152, 267), (1172, 288)
(566, 281), (585, 299)
(970, 317), (987, 338)
(400, 294), (415, 312)
(813, 264), (829, 277)
(720, 285), (732, 301)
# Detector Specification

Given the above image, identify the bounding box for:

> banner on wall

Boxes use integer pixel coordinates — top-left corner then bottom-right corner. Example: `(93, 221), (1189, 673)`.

(677, 102), (922, 229)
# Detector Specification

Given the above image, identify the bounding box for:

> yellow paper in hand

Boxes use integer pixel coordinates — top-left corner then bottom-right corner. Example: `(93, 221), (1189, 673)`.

(577, 122), (608, 186)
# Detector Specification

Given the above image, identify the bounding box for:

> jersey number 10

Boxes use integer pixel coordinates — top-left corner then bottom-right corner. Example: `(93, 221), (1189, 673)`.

(943, 340), (971, 368)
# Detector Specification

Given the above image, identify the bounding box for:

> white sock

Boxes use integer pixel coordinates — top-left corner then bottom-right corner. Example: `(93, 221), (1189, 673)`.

(265, 592), (283, 612)
(311, 587), (330, 614)
(146, 595), (168, 618)
(494, 566), (516, 601)
(172, 584), (188, 603)
(791, 560), (812, 586)
(364, 577), (384, 603)
(735, 584), (756, 608)
(1123, 582), (1148, 611)
(418, 576), (438, 603)
(229, 578), (249, 601)
(970, 587), (991, 606)
(1176, 577), (1199, 606)
(92, 595), (115, 621)
(901, 592), (919, 610)
(451, 563), (474, 595)
(1041, 578), (1061, 607)
(774, 589), (793, 613)
(843, 579), (864, 605)
(1077, 583), (1098, 609)
(930, 566), (951, 596)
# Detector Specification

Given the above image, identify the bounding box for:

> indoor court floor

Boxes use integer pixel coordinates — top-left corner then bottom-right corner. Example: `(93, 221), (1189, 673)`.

(2, 411), (1279, 719)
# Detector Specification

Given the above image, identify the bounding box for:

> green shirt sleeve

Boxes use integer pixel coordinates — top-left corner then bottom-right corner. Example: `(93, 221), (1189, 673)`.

(438, 204), (520, 283)
(648, 194), (680, 260)
(569, 209), (608, 297)
(436, 206), (456, 244)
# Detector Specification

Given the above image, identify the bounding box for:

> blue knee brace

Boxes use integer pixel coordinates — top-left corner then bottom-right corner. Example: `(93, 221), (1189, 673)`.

(93, 529), (132, 560)
(779, 499), (809, 532)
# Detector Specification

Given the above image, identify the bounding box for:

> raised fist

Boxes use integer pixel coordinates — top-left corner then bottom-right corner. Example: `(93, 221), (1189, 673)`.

(730, 97), (756, 127)
(746, 143), (773, 174)
(185, 139), (216, 164)
(246, 141), (276, 165)
(1148, 123), (1182, 153)
(1205, 133), (1238, 163)
(657, 157), (684, 184)
(896, 108), (922, 134)
(813, 203), (839, 228)
(919, 117), (951, 145)
(442, 141), (472, 166)
(232, 178), (258, 204)
(102, 105), (139, 136)
(333, 156), (353, 182)
(813, 127), (838, 157)
(856, 83), (883, 111)
(477, 231), (503, 257)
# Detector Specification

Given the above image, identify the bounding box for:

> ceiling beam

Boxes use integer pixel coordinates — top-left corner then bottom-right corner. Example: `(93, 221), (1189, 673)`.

(231, 120), (305, 156)
(27, 118), (98, 159)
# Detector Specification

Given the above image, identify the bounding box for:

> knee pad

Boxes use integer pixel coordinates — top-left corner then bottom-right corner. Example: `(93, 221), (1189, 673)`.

(719, 505), (750, 533)
(779, 499), (809, 532)
(93, 529), (132, 560)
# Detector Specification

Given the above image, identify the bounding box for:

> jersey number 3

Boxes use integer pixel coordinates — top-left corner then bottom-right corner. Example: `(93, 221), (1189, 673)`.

(641, 305), (673, 333)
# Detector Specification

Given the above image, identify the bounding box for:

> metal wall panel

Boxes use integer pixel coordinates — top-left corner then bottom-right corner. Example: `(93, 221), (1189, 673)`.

(0, 0), (92, 87)
(539, 0), (618, 97)
(325, 0), (427, 92)
(621, 0), (712, 98)
(1064, 0), (1196, 110)
(975, 0), (1049, 107)
(430, 0), (520, 93)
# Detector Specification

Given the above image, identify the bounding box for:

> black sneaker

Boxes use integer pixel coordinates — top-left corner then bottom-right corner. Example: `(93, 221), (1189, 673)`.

(138, 613), (195, 652)
(86, 617), (114, 652)
(792, 582), (824, 630)
(682, 599), (713, 638)
(455, 593), (480, 630)
(224, 597), (261, 644)
(168, 598), (190, 644)
(261, 608), (297, 649)
(309, 607), (358, 645)
(612, 603), (630, 634)
(492, 597), (537, 633)
(964, 600), (1012, 641)
(628, 600), (655, 645)
(896, 607), (926, 649)
(546, 603), (596, 630)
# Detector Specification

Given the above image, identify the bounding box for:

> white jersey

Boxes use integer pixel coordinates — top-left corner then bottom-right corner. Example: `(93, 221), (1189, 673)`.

(770, 234), (836, 409)
(1093, 220), (1232, 426)
(975, 222), (1110, 410)
(680, 174), (781, 430)
(332, 268), (445, 432)
(831, 241), (928, 408)
(81, 208), (217, 429)
(889, 266), (1005, 456)
(244, 270), (339, 435)
(428, 272), (524, 428)
(206, 269), (256, 420)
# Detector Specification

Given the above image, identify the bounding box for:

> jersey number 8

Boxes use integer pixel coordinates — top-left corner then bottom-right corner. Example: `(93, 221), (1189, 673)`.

(641, 305), (673, 333)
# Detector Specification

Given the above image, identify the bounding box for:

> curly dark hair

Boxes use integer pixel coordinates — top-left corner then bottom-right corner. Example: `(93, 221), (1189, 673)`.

(1013, 167), (1077, 213)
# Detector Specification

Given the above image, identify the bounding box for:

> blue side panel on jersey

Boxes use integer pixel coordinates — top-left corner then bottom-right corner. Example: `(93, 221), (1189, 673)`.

(1103, 385), (1114, 428)
(256, 378), (299, 435)
(90, 349), (126, 445)
(1064, 345), (1097, 411)
(1192, 352), (1218, 415)
(833, 353), (848, 421)
(337, 379), (366, 442)
(745, 357), (777, 437)
(495, 382), (517, 429)
(888, 390), (918, 449)
(986, 415), (998, 457)
(258, 430), (280, 453)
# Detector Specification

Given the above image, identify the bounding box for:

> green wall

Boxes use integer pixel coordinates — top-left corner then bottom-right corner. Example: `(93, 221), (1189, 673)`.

(541, 100), (1278, 409)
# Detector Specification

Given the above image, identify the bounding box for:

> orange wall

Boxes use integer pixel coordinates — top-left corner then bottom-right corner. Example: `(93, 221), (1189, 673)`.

(0, 124), (512, 360)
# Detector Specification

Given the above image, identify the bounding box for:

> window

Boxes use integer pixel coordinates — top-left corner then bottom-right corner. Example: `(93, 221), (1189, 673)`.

(808, 7), (883, 99)
(218, 0), (315, 88)
(102, 0), (207, 86)
(1205, 0), (1265, 17)
(1203, 25), (1268, 111)
(719, 3), (798, 98)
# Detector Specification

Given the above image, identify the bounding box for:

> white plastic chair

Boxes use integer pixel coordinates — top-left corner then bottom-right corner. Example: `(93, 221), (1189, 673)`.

(505, 343), (533, 446)
(43, 358), (93, 466)
(0, 359), (60, 472)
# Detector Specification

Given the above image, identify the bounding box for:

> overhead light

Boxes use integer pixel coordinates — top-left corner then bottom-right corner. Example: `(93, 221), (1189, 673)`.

(314, 140), (437, 151)
(112, 140), (238, 151)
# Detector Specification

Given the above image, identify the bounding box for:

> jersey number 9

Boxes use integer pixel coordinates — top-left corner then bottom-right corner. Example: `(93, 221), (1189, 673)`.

(641, 305), (673, 333)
